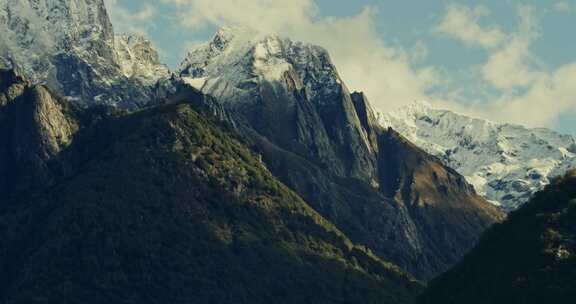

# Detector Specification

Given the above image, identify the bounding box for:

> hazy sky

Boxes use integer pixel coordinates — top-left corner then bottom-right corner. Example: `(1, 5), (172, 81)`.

(104, 0), (576, 135)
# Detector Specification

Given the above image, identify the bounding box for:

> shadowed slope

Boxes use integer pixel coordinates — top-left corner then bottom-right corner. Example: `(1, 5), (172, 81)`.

(420, 170), (576, 304)
(0, 102), (420, 304)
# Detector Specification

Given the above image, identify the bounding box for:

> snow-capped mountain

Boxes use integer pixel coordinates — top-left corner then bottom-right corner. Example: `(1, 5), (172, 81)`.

(379, 101), (576, 211)
(177, 27), (504, 281)
(0, 0), (115, 79)
(178, 26), (345, 106)
(0, 0), (169, 108)
(115, 33), (170, 85)
(178, 26), (377, 182)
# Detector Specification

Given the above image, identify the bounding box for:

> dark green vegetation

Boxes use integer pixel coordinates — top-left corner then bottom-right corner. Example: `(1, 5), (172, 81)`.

(420, 170), (576, 304)
(0, 93), (420, 303)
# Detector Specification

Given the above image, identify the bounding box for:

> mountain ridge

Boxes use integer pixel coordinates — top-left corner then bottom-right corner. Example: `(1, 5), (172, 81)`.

(178, 27), (504, 280)
(379, 101), (576, 211)
(0, 87), (421, 303)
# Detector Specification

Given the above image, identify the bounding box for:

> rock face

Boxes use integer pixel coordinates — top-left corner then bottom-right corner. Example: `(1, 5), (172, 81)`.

(420, 170), (576, 304)
(379, 101), (576, 211)
(0, 68), (77, 196)
(377, 129), (504, 276)
(0, 0), (115, 78)
(0, 100), (421, 304)
(179, 27), (378, 185)
(0, 0), (169, 108)
(115, 33), (171, 85)
(179, 28), (504, 280)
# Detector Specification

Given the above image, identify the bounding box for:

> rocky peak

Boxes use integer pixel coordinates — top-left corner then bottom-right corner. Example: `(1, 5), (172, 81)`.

(178, 27), (343, 104)
(0, 68), (78, 196)
(0, 0), (116, 79)
(0, 0), (169, 108)
(114, 33), (171, 85)
(0, 67), (28, 106)
(178, 28), (377, 183)
(178, 27), (253, 81)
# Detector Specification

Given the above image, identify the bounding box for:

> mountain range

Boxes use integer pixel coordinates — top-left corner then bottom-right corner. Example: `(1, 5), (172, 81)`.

(380, 101), (576, 211)
(0, 0), (574, 303)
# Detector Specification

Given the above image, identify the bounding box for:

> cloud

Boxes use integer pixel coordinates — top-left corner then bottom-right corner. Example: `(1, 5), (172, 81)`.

(159, 0), (316, 33)
(435, 4), (576, 130)
(476, 62), (576, 128)
(480, 6), (576, 128)
(104, 0), (157, 36)
(481, 6), (544, 90)
(410, 40), (429, 63)
(156, 0), (437, 111)
(435, 3), (506, 49)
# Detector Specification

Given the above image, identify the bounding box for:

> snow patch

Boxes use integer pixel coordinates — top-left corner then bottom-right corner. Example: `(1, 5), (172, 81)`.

(182, 77), (207, 90)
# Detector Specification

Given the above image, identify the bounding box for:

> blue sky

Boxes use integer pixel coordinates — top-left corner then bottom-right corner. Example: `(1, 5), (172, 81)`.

(106, 0), (576, 135)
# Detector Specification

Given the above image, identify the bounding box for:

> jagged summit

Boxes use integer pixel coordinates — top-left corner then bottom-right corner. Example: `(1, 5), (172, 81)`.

(114, 33), (171, 85)
(380, 101), (576, 211)
(179, 26), (376, 183)
(0, 0), (171, 108)
(178, 26), (343, 105)
(378, 101), (499, 154)
(0, 0), (115, 82)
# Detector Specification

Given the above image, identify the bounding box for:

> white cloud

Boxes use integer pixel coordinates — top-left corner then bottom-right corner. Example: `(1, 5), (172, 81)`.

(481, 6), (544, 90)
(435, 3), (506, 49)
(479, 6), (576, 128)
(160, 0), (316, 33)
(482, 63), (576, 128)
(104, 0), (157, 36)
(156, 0), (437, 111)
(435, 4), (576, 130)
